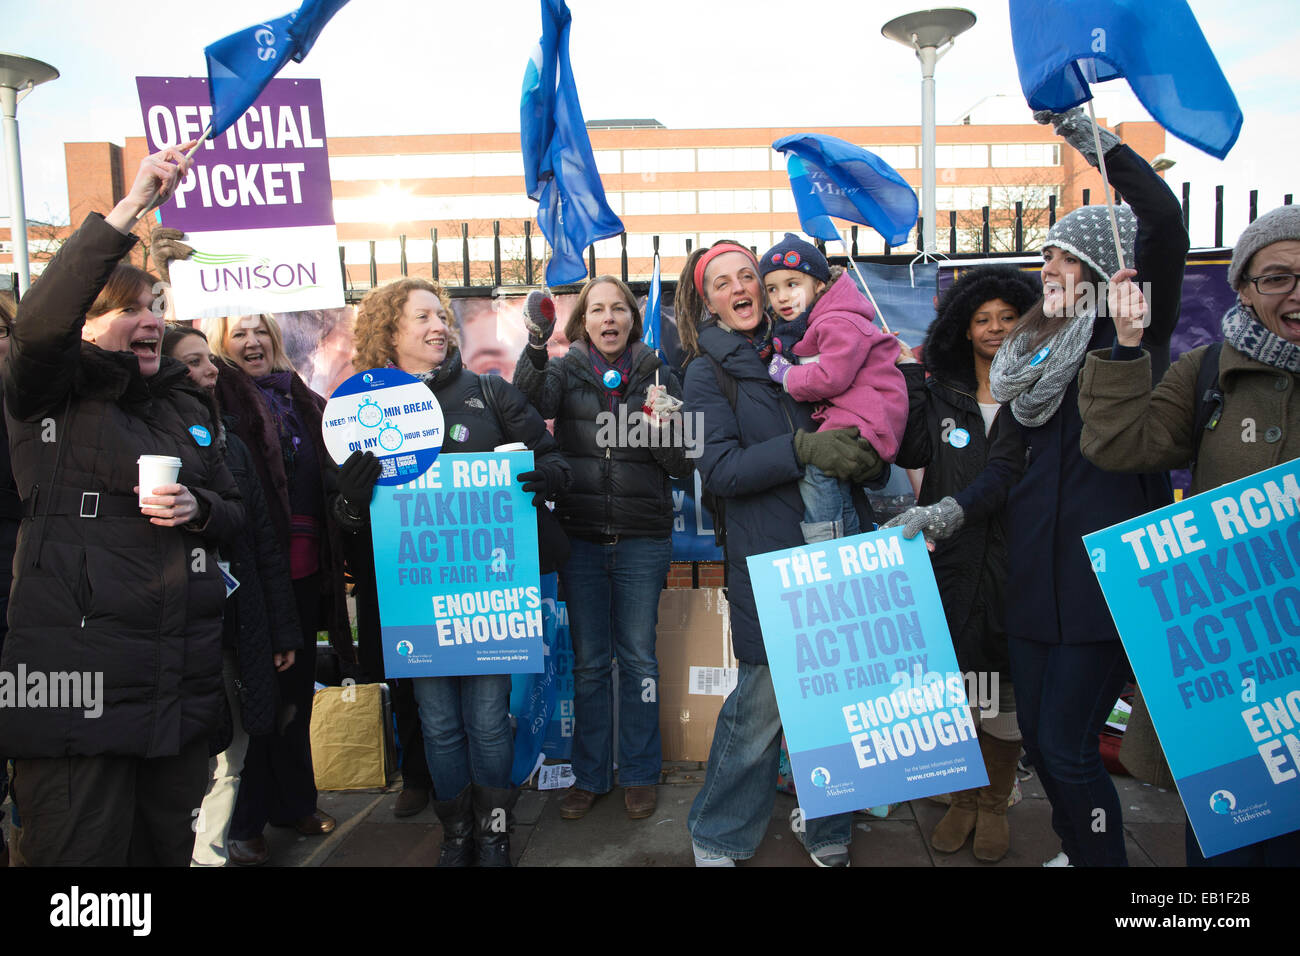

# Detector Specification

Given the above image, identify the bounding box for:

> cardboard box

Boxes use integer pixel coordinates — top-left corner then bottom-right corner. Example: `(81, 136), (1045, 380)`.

(657, 588), (738, 762)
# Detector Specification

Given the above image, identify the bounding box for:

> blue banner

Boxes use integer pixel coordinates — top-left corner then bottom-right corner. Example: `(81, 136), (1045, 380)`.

(372, 451), (544, 677)
(747, 528), (986, 818)
(671, 473), (723, 562)
(1084, 461), (1300, 857)
(510, 585), (574, 777)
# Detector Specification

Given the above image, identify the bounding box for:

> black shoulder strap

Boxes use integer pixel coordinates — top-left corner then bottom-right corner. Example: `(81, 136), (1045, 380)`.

(1191, 342), (1224, 468)
(705, 356), (738, 411)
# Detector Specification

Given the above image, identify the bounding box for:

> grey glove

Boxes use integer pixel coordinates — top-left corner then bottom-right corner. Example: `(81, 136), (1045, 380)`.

(149, 226), (194, 285)
(1034, 106), (1121, 167)
(794, 427), (876, 482)
(882, 496), (965, 544)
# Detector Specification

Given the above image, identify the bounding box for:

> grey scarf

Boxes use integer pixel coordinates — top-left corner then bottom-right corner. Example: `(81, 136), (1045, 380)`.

(1222, 302), (1300, 373)
(989, 309), (1096, 427)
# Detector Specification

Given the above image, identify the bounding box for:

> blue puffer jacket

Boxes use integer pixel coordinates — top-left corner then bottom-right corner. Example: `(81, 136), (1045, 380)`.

(684, 322), (873, 664)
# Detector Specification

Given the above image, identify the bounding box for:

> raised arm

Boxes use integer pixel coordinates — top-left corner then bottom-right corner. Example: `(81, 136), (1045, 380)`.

(6, 143), (196, 421)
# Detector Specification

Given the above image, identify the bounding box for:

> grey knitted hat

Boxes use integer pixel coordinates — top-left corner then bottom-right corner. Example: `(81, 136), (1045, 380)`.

(1043, 205), (1137, 282)
(1228, 205), (1300, 289)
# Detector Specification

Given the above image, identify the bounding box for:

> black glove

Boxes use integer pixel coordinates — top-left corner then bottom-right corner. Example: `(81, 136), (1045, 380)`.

(338, 450), (381, 513)
(517, 463), (563, 508)
(149, 226), (194, 286)
(793, 427), (876, 482)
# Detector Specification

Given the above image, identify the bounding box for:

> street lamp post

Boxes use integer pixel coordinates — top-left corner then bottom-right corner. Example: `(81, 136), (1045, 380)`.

(0, 53), (59, 296)
(882, 9), (976, 257)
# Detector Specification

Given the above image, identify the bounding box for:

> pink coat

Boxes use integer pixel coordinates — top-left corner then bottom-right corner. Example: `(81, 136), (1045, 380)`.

(783, 272), (908, 461)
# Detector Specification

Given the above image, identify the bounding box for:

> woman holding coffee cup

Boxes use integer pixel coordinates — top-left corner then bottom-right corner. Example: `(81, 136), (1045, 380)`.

(0, 144), (245, 866)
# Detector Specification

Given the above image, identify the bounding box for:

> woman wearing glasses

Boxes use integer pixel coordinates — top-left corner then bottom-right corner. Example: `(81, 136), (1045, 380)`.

(1077, 203), (1300, 867)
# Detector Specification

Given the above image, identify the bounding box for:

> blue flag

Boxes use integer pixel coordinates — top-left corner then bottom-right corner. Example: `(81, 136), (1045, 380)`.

(643, 252), (662, 356)
(521, 0), (624, 287)
(1010, 0), (1242, 159)
(772, 134), (918, 247)
(204, 0), (350, 138)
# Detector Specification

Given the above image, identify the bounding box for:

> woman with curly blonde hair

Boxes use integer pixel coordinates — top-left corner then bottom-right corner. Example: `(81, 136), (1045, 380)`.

(337, 277), (570, 867)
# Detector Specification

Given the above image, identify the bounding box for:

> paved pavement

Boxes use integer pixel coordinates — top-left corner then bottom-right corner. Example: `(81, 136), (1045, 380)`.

(202, 761), (1189, 868)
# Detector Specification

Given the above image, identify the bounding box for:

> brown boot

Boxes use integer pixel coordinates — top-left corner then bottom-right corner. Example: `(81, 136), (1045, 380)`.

(929, 788), (978, 853)
(973, 733), (1022, 863)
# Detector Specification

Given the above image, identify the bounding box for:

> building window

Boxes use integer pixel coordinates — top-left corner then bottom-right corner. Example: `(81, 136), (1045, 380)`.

(622, 148), (696, 174)
(990, 143), (1060, 167)
(697, 147), (770, 172)
(936, 144), (989, 168)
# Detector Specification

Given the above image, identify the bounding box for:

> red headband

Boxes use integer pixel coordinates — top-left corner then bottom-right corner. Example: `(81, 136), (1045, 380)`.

(693, 243), (759, 298)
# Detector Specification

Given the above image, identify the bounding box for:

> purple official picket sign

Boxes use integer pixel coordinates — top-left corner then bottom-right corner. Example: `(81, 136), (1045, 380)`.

(136, 76), (335, 233)
(323, 368), (445, 485)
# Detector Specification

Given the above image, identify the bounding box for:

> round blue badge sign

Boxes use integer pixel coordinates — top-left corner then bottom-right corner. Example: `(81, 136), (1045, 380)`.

(602, 369), (622, 389)
(947, 427), (970, 448)
(189, 425), (212, 447)
(323, 368), (445, 485)
(1029, 346), (1051, 367)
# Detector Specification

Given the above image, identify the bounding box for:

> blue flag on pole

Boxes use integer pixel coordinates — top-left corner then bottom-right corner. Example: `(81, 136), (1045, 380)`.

(772, 134), (918, 247)
(521, 0), (624, 287)
(1009, 0), (1242, 159)
(204, 0), (350, 138)
(643, 252), (662, 356)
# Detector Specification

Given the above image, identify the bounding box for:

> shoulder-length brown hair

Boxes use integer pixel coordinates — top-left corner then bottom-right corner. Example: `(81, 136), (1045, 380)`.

(204, 313), (295, 373)
(353, 277), (458, 372)
(88, 264), (157, 319)
(563, 276), (642, 347)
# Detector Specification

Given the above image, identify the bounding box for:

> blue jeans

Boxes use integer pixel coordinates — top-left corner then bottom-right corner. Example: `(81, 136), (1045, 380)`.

(689, 661), (852, 859)
(799, 463), (861, 533)
(413, 674), (513, 800)
(1009, 637), (1130, 867)
(561, 535), (671, 792)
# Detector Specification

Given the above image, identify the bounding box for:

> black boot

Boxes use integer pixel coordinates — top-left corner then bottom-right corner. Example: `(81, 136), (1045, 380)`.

(431, 785), (475, 867)
(472, 785), (519, 868)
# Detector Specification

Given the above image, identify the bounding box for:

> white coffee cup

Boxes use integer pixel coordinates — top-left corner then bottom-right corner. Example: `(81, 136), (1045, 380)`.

(138, 455), (183, 508)
(493, 442), (528, 453)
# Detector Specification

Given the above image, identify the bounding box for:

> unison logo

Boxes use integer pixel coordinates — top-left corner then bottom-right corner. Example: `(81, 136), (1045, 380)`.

(190, 250), (320, 295)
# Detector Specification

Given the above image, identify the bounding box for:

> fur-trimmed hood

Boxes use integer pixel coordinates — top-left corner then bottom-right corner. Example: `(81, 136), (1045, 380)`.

(923, 265), (1041, 391)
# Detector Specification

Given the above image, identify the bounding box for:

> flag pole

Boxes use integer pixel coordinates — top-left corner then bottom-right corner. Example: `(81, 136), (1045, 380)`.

(1085, 101), (1126, 273)
(839, 229), (891, 334)
(134, 126), (210, 224)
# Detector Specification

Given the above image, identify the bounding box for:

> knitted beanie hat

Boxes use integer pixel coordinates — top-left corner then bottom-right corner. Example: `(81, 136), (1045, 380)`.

(1043, 205), (1137, 283)
(759, 233), (831, 282)
(1228, 205), (1300, 289)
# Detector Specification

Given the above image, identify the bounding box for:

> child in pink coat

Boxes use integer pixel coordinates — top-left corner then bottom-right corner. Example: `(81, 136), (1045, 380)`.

(763, 233), (908, 542)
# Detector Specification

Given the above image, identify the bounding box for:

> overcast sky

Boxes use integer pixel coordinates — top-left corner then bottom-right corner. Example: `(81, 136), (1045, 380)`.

(2, 0), (1296, 247)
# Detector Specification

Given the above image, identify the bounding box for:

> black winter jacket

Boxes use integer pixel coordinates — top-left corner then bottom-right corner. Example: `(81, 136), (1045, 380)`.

(684, 323), (873, 664)
(221, 427), (301, 736)
(955, 144), (1189, 647)
(215, 361), (354, 662)
(344, 350), (571, 677)
(896, 359), (1011, 675)
(513, 341), (690, 540)
(0, 213), (244, 759)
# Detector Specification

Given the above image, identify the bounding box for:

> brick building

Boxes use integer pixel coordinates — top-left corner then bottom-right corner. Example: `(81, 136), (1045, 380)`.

(5, 116), (1164, 290)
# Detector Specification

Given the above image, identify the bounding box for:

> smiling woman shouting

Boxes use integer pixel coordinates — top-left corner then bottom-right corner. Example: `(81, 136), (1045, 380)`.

(512, 276), (692, 824)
